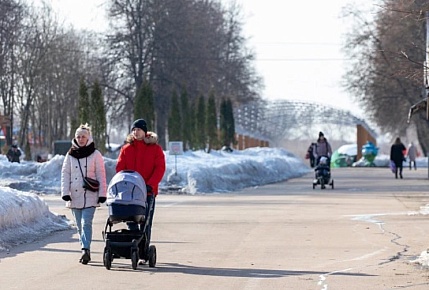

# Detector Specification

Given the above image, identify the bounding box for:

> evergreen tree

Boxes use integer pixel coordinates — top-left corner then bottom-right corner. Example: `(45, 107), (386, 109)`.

(195, 95), (206, 150)
(134, 82), (145, 121)
(78, 77), (90, 125)
(205, 92), (218, 153)
(225, 98), (236, 147)
(134, 81), (155, 131)
(180, 89), (191, 151)
(69, 118), (79, 140)
(188, 100), (197, 150)
(220, 98), (236, 149)
(168, 90), (182, 141)
(91, 80), (106, 154)
(220, 99), (228, 147)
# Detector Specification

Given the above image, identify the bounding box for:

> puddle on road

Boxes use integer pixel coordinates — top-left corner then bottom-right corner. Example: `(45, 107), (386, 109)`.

(349, 213), (386, 232)
(350, 213), (385, 224)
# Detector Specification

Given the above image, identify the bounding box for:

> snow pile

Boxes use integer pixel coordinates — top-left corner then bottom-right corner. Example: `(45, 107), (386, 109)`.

(0, 187), (69, 251)
(165, 147), (310, 194)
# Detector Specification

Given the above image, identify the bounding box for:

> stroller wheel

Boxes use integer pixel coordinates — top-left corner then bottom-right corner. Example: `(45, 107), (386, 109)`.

(312, 183), (315, 189)
(331, 179), (334, 189)
(103, 247), (112, 270)
(131, 249), (139, 270)
(148, 245), (157, 268)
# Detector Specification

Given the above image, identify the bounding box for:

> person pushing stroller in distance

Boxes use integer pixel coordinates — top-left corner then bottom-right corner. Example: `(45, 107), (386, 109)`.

(313, 156), (333, 189)
(314, 131), (332, 165)
(312, 132), (334, 189)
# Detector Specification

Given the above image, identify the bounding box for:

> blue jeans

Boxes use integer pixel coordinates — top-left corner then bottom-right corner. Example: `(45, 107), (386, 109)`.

(71, 207), (96, 250)
(127, 195), (155, 247)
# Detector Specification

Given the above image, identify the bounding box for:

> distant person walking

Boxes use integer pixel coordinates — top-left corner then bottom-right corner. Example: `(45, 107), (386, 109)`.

(390, 137), (406, 179)
(306, 142), (316, 168)
(407, 142), (417, 170)
(314, 132), (332, 165)
(7, 144), (21, 163)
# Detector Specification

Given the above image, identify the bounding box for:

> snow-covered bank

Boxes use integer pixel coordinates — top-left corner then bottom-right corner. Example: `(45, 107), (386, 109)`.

(0, 188), (69, 251)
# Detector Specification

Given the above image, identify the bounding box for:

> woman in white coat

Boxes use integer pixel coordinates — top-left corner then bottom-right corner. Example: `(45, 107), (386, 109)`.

(61, 124), (107, 264)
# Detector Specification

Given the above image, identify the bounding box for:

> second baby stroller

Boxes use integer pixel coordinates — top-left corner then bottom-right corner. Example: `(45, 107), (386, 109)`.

(102, 170), (157, 270)
(312, 156), (334, 189)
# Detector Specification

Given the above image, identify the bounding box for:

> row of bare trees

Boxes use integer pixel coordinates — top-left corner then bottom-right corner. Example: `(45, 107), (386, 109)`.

(103, 0), (262, 147)
(343, 0), (429, 154)
(0, 0), (261, 159)
(0, 0), (103, 158)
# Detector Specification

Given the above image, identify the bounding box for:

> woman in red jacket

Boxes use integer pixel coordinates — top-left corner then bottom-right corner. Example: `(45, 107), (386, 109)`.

(116, 119), (166, 259)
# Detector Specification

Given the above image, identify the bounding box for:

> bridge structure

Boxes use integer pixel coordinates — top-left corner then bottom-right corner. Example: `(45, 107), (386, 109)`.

(234, 99), (377, 157)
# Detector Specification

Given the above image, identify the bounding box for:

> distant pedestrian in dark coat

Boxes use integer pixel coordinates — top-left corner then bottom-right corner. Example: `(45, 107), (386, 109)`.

(7, 144), (21, 163)
(307, 143), (316, 168)
(390, 137), (406, 179)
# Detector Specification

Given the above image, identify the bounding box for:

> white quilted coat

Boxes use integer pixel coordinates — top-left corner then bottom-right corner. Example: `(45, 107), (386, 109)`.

(61, 150), (107, 209)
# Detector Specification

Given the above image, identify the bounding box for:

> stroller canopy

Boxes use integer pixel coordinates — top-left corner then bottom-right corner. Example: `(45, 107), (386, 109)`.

(107, 170), (147, 207)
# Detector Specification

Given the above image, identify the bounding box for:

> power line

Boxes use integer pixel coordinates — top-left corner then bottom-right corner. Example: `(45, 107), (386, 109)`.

(255, 58), (349, 62)
(252, 42), (342, 46)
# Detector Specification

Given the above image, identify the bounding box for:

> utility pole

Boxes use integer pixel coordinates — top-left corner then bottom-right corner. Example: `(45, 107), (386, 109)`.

(423, 11), (429, 114)
(426, 12), (429, 178)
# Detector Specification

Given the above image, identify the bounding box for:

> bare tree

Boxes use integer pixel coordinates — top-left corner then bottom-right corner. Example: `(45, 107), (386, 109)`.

(104, 0), (262, 147)
(104, 0), (156, 131)
(342, 0), (429, 153)
(3, 1), (103, 158)
(13, 3), (62, 157)
(0, 0), (261, 154)
(0, 0), (25, 145)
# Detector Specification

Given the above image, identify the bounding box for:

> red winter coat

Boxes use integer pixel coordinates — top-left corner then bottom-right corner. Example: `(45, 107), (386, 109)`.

(116, 132), (166, 196)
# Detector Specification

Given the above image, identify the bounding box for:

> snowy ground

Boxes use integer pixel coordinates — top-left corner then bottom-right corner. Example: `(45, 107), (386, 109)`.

(1, 147), (429, 267)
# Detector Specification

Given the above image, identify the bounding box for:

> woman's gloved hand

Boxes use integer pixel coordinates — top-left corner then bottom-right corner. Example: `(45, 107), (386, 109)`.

(62, 195), (71, 202)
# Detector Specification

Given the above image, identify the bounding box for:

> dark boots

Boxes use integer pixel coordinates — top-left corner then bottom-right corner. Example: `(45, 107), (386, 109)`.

(395, 168), (403, 179)
(79, 249), (91, 264)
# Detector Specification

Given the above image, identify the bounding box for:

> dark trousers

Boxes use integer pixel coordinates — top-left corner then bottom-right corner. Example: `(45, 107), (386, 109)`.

(127, 195), (156, 249)
(394, 162), (403, 178)
(309, 156), (315, 168)
(145, 195), (155, 246)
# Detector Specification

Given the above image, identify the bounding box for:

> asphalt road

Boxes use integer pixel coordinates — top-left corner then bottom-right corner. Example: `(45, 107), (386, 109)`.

(1, 167), (429, 290)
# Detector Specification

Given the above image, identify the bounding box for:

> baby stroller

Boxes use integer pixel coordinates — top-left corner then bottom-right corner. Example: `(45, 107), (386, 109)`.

(102, 170), (157, 270)
(312, 156), (334, 189)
